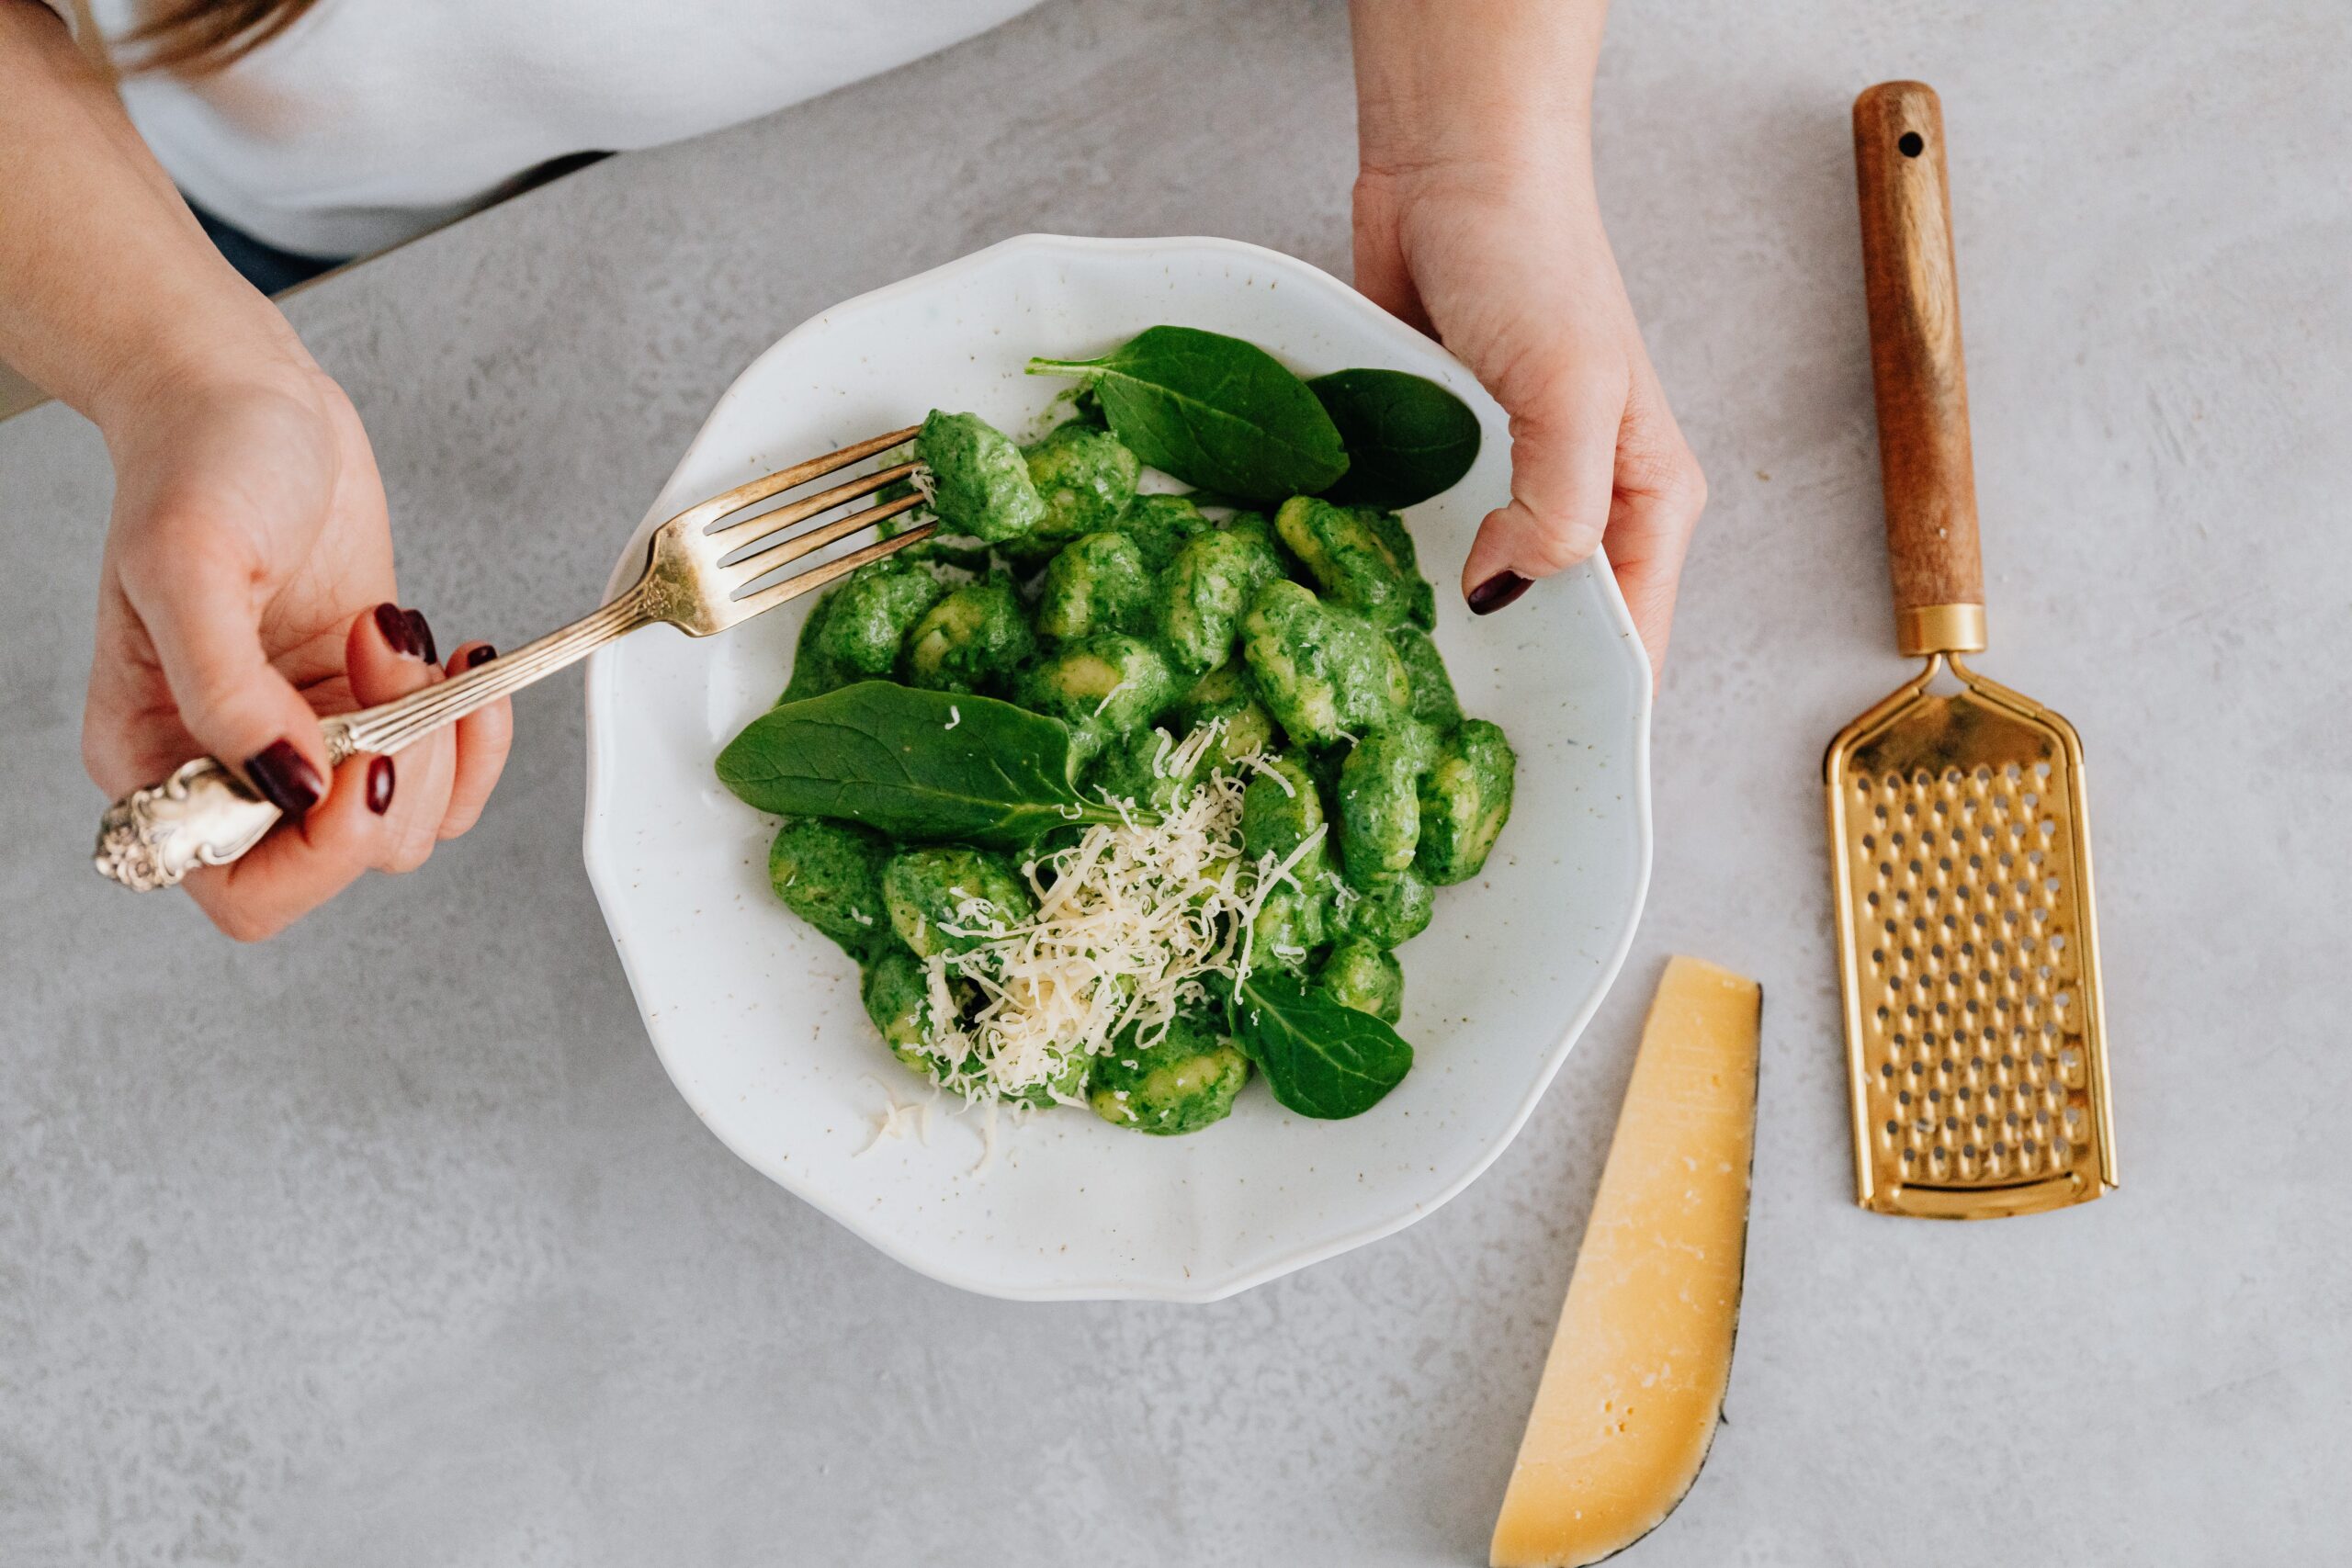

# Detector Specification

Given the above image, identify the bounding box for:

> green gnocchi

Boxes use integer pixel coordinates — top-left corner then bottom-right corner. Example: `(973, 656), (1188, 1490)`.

(751, 397), (1515, 1134)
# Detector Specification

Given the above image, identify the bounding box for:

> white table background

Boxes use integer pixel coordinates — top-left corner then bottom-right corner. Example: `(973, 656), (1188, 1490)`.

(3, 1), (2345, 1562)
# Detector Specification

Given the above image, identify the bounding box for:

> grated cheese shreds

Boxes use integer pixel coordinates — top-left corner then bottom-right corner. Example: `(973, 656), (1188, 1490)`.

(917, 743), (1315, 1105)
(1242, 751), (1297, 795)
(854, 1074), (933, 1156)
(968, 1100), (999, 1178)
(1326, 870), (1359, 919)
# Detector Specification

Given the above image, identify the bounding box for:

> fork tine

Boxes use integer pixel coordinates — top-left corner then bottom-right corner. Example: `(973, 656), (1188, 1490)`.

(729, 520), (940, 621)
(721, 489), (928, 592)
(672, 423), (921, 534)
(707, 460), (922, 544)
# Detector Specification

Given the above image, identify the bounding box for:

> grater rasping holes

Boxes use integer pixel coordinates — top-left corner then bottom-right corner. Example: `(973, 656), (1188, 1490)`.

(1826, 83), (2115, 1218)
(1827, 661), (2114, 1217)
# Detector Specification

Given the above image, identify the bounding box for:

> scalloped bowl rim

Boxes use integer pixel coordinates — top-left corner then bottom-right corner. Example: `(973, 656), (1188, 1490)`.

(582, 233), (1651, 1302)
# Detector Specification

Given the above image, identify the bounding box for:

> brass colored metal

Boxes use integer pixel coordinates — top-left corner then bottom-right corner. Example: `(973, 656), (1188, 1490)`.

(1833, 82), (2114, 1218)
(1825, 654), (2115, 1217)
(1894, 603), (1986, 658)
(95, 424), (933, 890)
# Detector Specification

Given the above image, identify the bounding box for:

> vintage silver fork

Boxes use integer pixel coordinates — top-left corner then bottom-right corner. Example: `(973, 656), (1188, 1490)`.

(95, 424), (934, 890)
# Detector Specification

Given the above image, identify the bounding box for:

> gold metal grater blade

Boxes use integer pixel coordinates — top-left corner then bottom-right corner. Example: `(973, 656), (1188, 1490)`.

(1826, 83), (2116, 1219)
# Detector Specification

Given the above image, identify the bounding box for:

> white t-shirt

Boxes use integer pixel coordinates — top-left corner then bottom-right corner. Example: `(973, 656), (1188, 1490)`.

(47, 0), (1043, 257)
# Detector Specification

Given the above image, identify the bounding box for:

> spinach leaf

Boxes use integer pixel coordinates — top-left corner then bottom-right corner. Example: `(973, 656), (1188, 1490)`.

(716, 682), (1131, 846)
(1229, 970), (1414, 1119)
(1308, 368), (1482, 509)
(1027, 326), (1348, 502)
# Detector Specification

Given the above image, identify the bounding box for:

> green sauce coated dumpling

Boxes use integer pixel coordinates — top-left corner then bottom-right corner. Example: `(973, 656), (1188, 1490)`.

(1272, 496), (1436, 629)
(1338, 721), (1441, 888)
(1238, 581), (1411, 747)
(1169, 663), (1278, 772)
(1250, 881), (1329, 971)
(881, 846), (1034, 958)
(1168, 660), (1252, 726)
(1416, 719), (1519, 884)
(1331, 867), (1434, 950)
(1035, 531), (1156, 640)
(1363, 506), (1438, 631)
(917, 410), (1046, 543)
(1015, 634), (1177, 766)
(868, 443), (993, 570)
(1158, 523), (1287, 674)
(1242, 753), (1333, 968)
(1386, 625), (1463, 728)
(1001, 1050), (1093, 1111)
(1087, 725), (1186, 817)
(1086, 671), (1275, 814)
(767, 817), (890, 950)
(1116, 493), (1212, 571)
(779, 590), (847, 704)
(863, 948), (957, 1080)
(1317, 939), (1405, 1023)
(902, 579), (1035, 694)
(1023, 421), (1139, 546)
(813, 555), (944, 679)
(1241, 752), (1324, 865)
(1089, 1013), (1250, 1135)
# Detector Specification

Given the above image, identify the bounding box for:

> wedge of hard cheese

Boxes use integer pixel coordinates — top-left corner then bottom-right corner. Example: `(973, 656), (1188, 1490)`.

(1490, 955), (1762, 1568)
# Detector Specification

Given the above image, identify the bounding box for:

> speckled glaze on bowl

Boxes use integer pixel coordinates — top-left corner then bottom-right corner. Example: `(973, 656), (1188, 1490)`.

(582, 234), (1650, 1302)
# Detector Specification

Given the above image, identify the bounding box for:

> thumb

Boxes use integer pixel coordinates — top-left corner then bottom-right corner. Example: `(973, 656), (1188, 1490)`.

(1458, 359), (1624, 610)
(119, 528), (335, 817)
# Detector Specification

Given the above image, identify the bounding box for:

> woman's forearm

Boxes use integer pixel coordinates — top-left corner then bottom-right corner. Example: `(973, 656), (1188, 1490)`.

(1347, 0), (1607, 175)
(0, 0), (307, 429)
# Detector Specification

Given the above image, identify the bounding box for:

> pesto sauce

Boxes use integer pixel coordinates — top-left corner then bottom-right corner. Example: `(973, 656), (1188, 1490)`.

(729, 378), (1513, 1128)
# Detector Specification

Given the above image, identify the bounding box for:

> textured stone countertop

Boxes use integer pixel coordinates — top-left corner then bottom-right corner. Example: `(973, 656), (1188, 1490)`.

(4, 1), (2346, 1562)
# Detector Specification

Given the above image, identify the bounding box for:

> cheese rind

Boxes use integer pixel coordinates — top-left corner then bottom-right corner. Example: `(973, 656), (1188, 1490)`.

(1490, 955), (1762, 1568)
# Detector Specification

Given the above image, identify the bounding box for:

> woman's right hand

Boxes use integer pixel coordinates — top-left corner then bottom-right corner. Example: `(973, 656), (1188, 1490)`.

(2, 3), (510, 938)
(84, 356), (514, 940)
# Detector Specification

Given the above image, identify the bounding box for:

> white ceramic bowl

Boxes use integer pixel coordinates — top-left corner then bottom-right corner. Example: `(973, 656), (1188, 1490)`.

(582, 234), (1650, 1302)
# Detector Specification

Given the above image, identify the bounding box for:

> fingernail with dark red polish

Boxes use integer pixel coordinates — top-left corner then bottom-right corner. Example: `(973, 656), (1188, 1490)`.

(403, 608), (437, 665)
(1467, 571), (1532, 615)
(246, 739), (326, 818)
(374, 601), (417, 657)
(366, 755), (395, 815)
(465, 644), (497, 669)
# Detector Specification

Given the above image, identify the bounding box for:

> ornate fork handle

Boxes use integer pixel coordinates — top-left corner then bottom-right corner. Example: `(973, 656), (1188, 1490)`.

(95, 591), (652, 890)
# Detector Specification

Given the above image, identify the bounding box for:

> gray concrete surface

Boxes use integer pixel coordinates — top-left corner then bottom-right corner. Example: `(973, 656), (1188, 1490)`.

(5, 1), (2348, 1562)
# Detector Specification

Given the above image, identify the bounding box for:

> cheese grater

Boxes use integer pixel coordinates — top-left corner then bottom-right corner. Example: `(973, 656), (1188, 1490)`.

(1825, 82), (2117, 1219)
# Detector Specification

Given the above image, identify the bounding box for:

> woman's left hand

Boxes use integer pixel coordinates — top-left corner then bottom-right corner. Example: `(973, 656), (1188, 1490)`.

(1352, 153), (1706, 674)
(1345, 0), (1706, 678)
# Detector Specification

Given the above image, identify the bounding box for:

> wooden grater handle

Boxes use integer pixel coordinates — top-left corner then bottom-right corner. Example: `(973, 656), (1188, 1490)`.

(1853, 81), (1986, 657)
